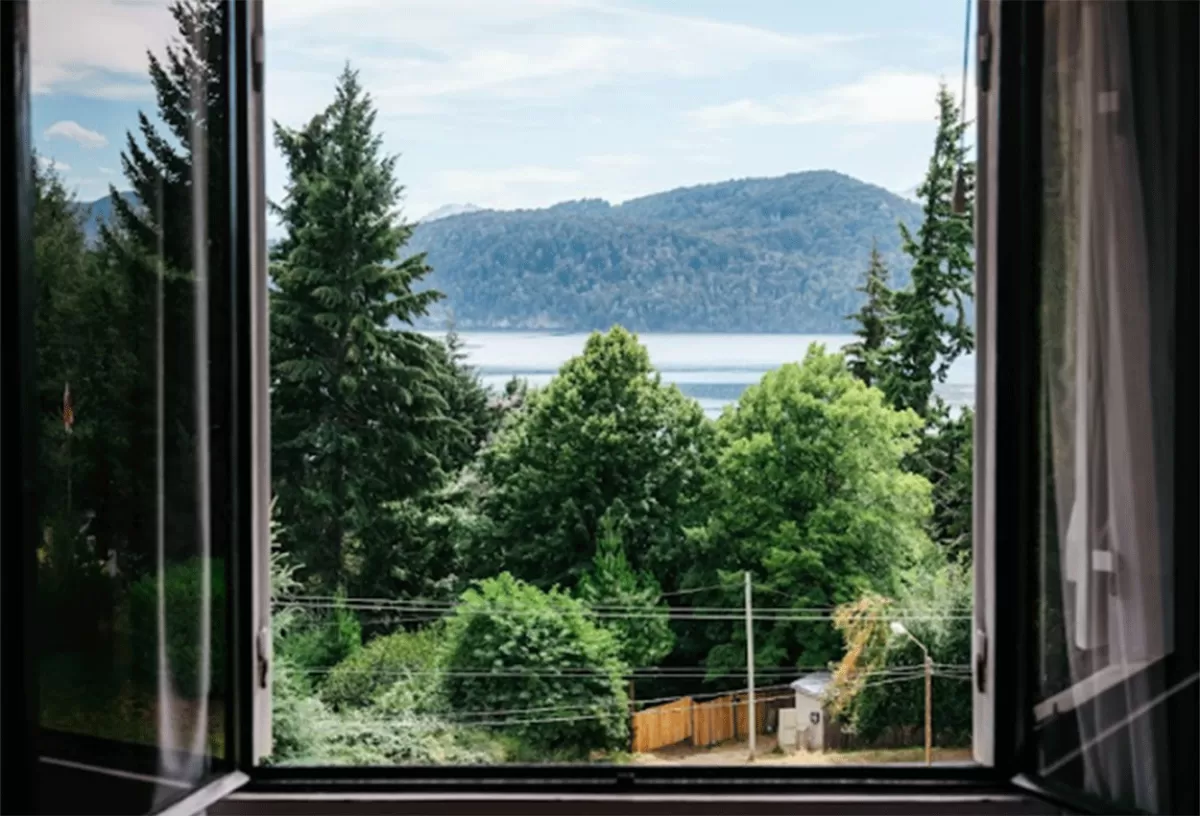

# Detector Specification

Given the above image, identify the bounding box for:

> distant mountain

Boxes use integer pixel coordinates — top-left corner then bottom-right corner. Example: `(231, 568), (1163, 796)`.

(893, 184), (922, 203)
(76, 191), (136, 244)
(409, 171), (924, 333)
(420, 203), (483, 223)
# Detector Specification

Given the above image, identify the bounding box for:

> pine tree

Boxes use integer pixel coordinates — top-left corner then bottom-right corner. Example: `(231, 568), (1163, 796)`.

(89, 0), (227, 570)
(883, 84), (975, 417)
(577, 506), (674, 668)
(270, 66), (463, 592)
(101, 0), (226, 275)
(843, 239), (894, 388)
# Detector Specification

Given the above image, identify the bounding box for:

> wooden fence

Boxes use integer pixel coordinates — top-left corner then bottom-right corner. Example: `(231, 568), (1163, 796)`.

(630, 696), (693, 753)
(631, 686), (795, 753)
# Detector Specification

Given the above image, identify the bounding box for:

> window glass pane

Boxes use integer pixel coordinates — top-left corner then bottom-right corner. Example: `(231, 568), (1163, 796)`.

(1035, 1), (1184, 811)
(30, 0), (231, 809)
(265, 0), (978, 767)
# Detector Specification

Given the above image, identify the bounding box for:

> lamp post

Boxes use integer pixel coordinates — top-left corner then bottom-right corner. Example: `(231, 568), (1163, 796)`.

(890, 621), (932, 766)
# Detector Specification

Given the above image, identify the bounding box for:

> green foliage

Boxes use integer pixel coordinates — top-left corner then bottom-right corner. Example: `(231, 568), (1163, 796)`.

(321, 626), (447, 711)
(409, 171), (922, 332)
(687, 346), (932, 676)
(271, 656), (331, 762)
(470, 327), (714, 590)
(341, 471), (500, 636)
(577, 509), (675, 668)
(443, 573), (629, 756)
(433, 330), (503, 472)
(276, 594), (362, 674)
(843, 240), (895, 388)
(831, 556), (972, 744)
(912, 404), (974, 560)
(127, 559), (226, 698)
(883, 84), (976, 417)
(87, 0), (228, 572)
(270, 65), (465, 592)
(271, 652), (505, 766)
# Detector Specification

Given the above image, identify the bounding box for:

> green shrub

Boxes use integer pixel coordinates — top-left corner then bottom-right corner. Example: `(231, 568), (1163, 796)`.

(320, 625), (446, 711)
(270, 658), (506, 766)
(276, 594), (362, 673)
(128, 558), (225, 698)
(269, 656), (330, 763)
(443, 573), (629, 757)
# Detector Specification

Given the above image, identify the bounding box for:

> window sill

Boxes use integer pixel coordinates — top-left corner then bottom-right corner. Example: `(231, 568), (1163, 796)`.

(211, 785), (1067, 816)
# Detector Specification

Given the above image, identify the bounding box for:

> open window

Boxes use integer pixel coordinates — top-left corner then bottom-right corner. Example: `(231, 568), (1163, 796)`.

(3, 0), (1196, 813)
(2, 1), (266, 812)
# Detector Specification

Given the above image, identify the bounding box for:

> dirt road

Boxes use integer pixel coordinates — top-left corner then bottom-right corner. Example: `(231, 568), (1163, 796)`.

(631, 736), (973, 766)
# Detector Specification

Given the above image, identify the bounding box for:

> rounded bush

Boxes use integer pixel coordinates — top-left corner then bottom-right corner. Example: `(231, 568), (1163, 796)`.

(127, 558), (225, 698)
(443, 573), (629, 757)
(321, 625), (446, 711)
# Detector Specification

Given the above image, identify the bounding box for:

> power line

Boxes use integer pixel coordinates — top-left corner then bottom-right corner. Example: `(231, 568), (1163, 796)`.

(278, 594), (971, 615)
(276, 600), (971, 623)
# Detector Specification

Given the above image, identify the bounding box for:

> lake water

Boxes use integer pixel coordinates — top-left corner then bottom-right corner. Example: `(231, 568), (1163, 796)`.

(437, 332), (976, 418)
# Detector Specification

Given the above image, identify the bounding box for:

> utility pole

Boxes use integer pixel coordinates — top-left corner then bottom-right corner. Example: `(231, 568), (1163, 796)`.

(891, 621), (932, 766)
(744, 571), (756, 761)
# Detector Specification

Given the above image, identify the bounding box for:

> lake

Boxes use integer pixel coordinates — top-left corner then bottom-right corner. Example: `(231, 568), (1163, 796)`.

(435, 332), (976, 418)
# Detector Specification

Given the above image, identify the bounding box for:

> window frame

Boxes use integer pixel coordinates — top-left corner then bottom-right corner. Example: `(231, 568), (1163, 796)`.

(237, 0), (1044, 799)
(1, 0), (261, 811)
(10, 0), (1191, 810)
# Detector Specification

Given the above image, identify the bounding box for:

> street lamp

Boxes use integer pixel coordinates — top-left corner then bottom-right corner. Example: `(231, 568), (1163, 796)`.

(890, 621), (933, 766)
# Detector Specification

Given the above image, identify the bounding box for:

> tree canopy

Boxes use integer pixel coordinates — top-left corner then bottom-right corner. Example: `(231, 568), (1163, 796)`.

(687, 346), (932, 675)
(442, 573), (630, 756)
(469, 326), (715, 590)
(269, 66), (465, 592)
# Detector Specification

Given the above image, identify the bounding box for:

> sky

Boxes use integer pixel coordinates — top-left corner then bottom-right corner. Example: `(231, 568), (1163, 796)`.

(29, 0), (974, 226)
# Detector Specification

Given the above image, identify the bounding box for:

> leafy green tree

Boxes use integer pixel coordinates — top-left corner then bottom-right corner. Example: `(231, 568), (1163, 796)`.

(883, 84), (975, 417)
(687, 345), (932, 677)
(320, 625), (447, 711)
(270, 66), (463, 592)
(577, 507), (674, 668)
(469, 327), (714, 590)
(32, 160), (124, 652)
(843, 240), (894, 388)
(828, 555), (972, 744)
(443, 573), (629, 756)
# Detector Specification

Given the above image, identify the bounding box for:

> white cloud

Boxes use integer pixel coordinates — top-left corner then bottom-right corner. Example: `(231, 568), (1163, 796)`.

(688, 71), (975, 130)
(582, 153), (650, 168)
(266, 0), (854, 122)
(433, 165), (586, 210)
(44, 120), (108, 149)
(37, 155), (71, 172)
(29, 0), (170, 98)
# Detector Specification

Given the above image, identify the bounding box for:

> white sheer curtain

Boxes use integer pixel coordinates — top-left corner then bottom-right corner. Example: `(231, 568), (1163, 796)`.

(1040, 2), (1180, 810)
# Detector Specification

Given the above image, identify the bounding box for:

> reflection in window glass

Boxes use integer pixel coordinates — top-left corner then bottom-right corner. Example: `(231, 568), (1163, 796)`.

(1036, 1), (1182, 811)
(265, 0), (978, 766)
(31, 0), (228, 807)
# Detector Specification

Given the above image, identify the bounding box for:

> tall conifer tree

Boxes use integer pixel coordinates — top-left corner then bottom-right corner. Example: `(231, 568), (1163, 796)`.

(844, 240), (894, 388)
(883, 84), (975, 417)
(270, 66), (462, 591)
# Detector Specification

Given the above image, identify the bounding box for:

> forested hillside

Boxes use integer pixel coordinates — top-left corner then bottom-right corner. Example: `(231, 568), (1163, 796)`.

(409, 172), (922, 332)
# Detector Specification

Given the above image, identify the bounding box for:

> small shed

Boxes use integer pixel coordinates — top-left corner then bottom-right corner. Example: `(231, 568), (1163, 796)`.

(788, 671), (832, 751)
